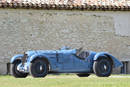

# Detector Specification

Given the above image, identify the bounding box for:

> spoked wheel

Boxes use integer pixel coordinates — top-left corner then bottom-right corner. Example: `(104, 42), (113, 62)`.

(77, 73), (90, 77)
(30, 59), (48, 78)
(11, 60), (28, 78)
(93, 57), (112, 77)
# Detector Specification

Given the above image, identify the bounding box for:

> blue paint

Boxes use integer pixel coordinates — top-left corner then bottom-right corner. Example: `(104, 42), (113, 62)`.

(10, 54), (24, 63)
(93, 52), (123, 68)
(10, 47), (123, 73)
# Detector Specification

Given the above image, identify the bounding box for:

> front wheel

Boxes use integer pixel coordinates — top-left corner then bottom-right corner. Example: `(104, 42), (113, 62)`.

(11, 60), (28, 78)
(30, 59), (48, 78)
(93, 57), (112, 77)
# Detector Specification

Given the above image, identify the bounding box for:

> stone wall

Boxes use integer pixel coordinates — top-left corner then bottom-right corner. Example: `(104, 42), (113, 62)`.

(0, 9), (130, 74)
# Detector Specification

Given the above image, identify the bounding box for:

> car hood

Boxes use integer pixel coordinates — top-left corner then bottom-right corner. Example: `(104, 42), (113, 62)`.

(25, 49), (77, 57)
(25, 50), (57, 57)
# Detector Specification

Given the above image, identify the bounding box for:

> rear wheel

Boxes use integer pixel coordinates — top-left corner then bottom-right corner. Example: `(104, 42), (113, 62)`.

(11, 60), (28, 78)
(93, 57), (112, 77)
(30, 59), (48, 78)
(77, 73), (90, 77)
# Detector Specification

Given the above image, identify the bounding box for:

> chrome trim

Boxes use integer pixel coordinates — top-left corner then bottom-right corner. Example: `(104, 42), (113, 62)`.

(21, 52), (28, 65)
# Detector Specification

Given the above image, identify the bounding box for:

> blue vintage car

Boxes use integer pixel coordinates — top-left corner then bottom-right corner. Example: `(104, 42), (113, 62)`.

(10, 47), (122, 78)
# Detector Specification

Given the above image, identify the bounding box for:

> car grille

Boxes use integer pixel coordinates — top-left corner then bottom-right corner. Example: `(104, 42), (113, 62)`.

(21, 53), (28, 65)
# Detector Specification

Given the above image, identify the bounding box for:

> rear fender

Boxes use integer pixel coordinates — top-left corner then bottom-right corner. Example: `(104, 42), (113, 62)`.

(10, 54), (24, 64)
(94, 52), (123, 68)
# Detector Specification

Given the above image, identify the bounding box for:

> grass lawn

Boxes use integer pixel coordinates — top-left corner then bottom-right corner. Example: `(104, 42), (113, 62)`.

(0, 74), (130, 87)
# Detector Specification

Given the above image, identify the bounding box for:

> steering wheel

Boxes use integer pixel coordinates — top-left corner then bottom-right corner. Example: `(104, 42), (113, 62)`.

(76, 47), (83, 55)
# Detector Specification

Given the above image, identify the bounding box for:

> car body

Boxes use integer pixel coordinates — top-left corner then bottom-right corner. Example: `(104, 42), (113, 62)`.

(10, 47), (123, 78)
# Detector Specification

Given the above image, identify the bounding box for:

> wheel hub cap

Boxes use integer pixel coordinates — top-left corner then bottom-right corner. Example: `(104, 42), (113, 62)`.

(40, 65), (43, 71)
(104, 65), (107, 70)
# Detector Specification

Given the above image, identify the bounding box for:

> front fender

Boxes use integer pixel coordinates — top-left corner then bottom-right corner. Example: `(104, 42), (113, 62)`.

(29, 54), (49, 63)
(10, 54), (24, 64)
(94, 52), (123, 68)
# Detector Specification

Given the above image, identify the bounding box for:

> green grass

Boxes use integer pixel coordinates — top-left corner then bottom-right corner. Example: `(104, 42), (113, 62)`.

(0, 75), (130, 87)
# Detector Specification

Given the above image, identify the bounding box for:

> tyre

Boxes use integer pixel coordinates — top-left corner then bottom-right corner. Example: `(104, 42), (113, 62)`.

(30, 59), (48, 78)
(93, 57), (112, 77)
(11, 60), (28, 78)
(77, 73), (90, 77)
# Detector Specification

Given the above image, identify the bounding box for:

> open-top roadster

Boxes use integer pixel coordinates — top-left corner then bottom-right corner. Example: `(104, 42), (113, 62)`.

(10, 47), (122, 78)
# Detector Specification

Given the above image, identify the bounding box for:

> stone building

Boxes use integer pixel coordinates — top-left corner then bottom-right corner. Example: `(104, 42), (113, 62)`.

(0, 0), (130, 75)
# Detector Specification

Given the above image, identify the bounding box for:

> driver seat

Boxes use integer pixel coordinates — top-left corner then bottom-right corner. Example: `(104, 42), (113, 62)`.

(76, 48), (89, 60)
